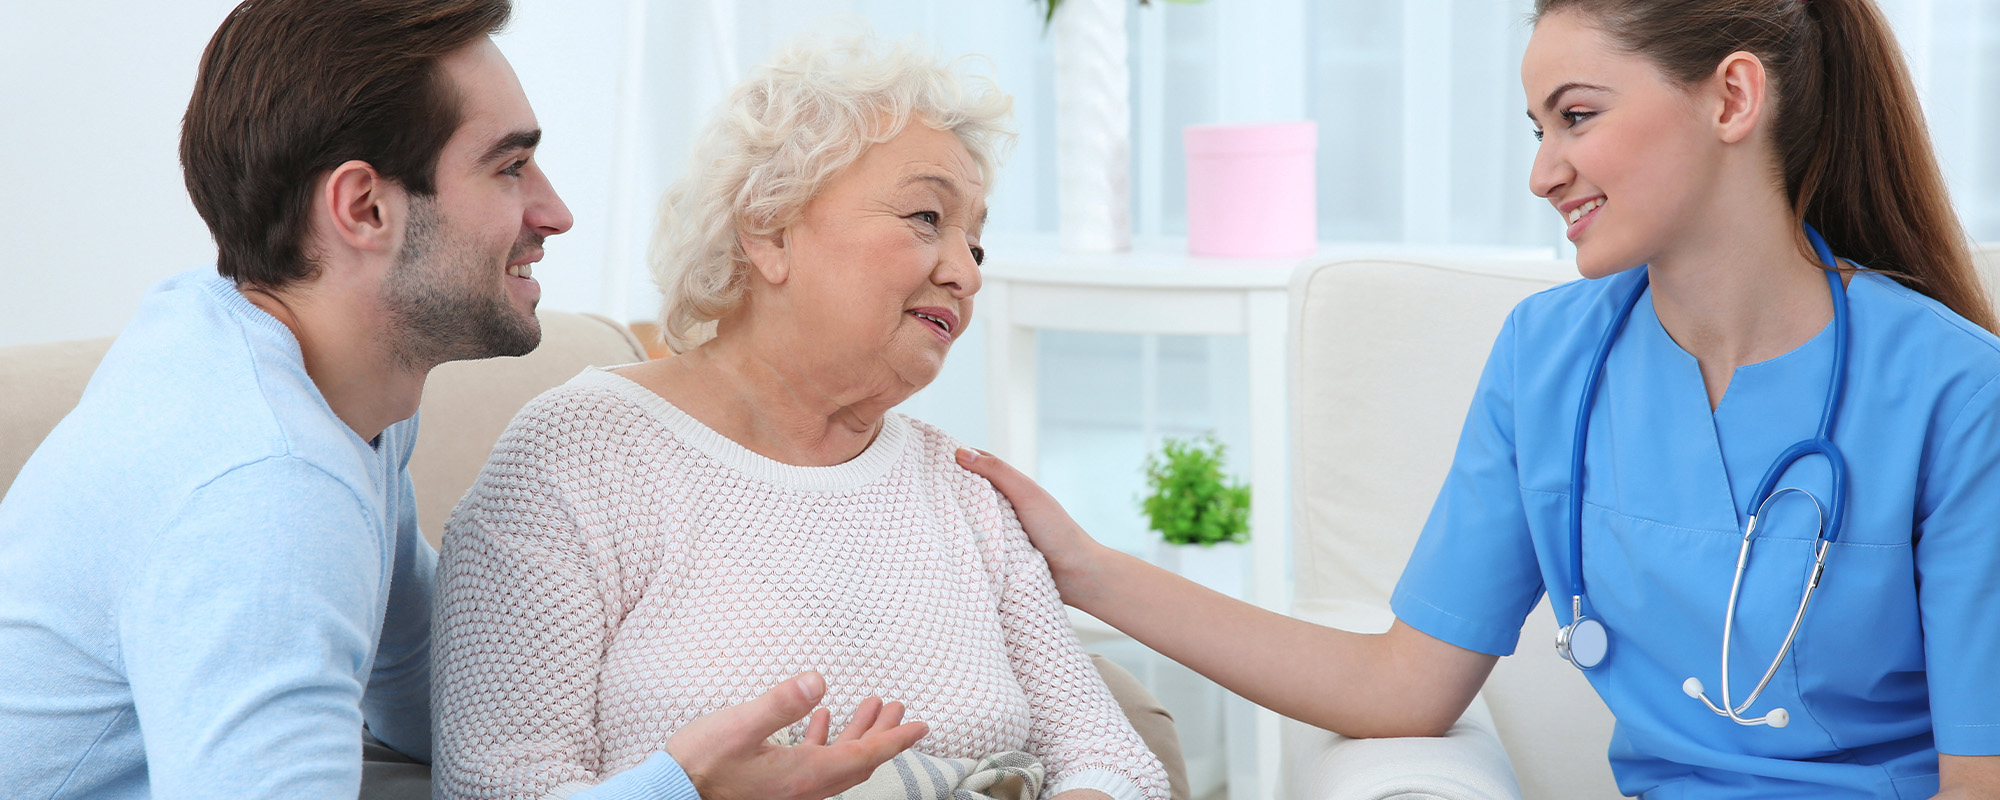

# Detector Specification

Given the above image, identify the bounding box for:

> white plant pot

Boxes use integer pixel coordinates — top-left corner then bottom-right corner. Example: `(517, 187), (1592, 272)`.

(1152, 540), (1246, 599)
(1148, 538), (1240, 797)
(1051, 0), (1131, 253)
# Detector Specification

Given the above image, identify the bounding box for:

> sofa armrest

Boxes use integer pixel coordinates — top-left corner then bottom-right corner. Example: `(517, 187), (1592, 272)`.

(1274, 606), (1520, 800)
(1279, 693), (1520, 800)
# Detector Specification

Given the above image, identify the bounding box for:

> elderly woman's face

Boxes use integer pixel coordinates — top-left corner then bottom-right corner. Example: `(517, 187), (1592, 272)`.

(764, 122), (985, 392)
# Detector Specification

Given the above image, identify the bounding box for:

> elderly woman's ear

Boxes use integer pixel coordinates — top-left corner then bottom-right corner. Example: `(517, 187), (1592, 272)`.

(739, 229), (790, 286)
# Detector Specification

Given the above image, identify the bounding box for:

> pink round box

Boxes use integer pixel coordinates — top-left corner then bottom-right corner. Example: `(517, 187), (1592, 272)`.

(1183, 121), (1318, 259)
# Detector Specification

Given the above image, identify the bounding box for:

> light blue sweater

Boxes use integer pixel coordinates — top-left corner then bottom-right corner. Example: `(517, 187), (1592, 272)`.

(0, 270), (700, 800)
(0, 271), (437, 798)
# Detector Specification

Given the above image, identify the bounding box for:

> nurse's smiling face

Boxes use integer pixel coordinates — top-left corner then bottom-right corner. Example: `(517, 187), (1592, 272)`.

(1523, 11), (1727, 279)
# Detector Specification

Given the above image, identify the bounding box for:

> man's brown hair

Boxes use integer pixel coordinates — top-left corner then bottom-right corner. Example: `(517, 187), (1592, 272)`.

(181, 0), (513, 289)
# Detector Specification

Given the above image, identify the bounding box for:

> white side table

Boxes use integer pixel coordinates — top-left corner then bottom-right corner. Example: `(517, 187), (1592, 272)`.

(980, 236), (1298, 800)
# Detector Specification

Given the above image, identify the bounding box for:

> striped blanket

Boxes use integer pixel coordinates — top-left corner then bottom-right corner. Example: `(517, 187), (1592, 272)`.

(769, 732), (1045, 800)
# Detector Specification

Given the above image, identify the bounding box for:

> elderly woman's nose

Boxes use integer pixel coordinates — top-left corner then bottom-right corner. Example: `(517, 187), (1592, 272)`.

(936, 232), (983, 297)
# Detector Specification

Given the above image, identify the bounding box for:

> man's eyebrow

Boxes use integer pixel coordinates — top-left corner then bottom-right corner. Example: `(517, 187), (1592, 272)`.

(476, 129), (542, 168)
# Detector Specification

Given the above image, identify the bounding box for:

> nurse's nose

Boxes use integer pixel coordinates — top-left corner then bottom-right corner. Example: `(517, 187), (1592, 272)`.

(1529, 138), (1572, 200)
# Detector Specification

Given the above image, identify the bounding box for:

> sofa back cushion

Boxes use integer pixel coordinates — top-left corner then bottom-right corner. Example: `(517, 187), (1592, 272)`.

(0, 337), (117, 498)
(1286, 256), (1621, 799)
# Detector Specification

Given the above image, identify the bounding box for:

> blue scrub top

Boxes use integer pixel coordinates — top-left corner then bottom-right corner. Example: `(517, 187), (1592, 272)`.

(1391, 268), (2000, 799)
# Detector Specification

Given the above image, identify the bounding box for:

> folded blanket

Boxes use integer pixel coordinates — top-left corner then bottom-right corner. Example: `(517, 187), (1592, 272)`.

(769, 732), (1046, 800)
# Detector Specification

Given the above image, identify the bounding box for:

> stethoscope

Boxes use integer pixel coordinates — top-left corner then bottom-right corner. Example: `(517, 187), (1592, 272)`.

(1553, 224), (1850, 730)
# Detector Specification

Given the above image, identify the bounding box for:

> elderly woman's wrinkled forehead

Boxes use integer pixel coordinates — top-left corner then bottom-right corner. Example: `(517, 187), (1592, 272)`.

(805, 119), (988, 228)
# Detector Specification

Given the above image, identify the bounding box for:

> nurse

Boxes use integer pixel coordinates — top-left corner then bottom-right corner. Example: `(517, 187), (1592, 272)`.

(957, 0), (2000, 797)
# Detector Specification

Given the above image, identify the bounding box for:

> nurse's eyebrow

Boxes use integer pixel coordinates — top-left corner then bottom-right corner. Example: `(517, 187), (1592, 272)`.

(476, 129), (542, 168)
(1540, 82), (1613, 114)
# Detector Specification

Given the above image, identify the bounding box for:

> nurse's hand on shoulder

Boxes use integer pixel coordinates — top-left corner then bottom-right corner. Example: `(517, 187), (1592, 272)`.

(957, 447), (1102, 592)
(665, 671), (927, 800)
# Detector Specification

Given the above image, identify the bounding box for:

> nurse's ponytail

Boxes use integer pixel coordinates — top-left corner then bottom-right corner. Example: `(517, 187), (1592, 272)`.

(1535, 0), (1993, 333)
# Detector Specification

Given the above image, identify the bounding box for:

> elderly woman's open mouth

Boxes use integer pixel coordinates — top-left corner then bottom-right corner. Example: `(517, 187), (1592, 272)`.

(907, 306), (958, 341)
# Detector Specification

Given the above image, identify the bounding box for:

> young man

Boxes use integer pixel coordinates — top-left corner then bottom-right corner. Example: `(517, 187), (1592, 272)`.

(0, 2), (922, 798)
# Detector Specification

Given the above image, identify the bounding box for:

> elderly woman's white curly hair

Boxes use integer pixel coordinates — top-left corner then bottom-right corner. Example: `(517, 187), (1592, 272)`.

(649, 33), (1016, 353)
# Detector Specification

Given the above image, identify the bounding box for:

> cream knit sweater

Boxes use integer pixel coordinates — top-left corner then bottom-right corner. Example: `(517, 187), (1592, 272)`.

(434, 369), (1169, 800)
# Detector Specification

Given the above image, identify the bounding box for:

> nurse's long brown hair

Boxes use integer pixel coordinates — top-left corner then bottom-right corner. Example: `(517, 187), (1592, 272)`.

(1534, 0), (1995, 333)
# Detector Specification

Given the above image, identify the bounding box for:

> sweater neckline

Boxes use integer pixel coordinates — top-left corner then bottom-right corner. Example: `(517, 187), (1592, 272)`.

(578, 367), (909, 493)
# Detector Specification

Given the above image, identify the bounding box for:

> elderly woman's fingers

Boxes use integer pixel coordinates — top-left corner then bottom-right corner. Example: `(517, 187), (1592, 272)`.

(869, 701), (907, 736)
(836, 696), (884, 743)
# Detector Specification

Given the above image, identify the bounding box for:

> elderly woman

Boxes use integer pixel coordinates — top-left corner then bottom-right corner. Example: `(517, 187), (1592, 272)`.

(432, 34), (1171, 800)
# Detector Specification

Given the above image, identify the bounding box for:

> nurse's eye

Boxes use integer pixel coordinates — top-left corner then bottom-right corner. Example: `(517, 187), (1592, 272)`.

(1532, 128), (1545, 142)
(1561, 110), (1596, 127)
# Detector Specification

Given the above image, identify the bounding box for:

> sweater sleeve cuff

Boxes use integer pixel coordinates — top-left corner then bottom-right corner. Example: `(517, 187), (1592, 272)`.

(557, 752), (701, 800)
(1045, 768), (1146, 800)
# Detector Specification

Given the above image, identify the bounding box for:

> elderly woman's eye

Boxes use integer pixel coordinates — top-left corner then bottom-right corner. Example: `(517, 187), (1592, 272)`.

(912, 211), (941, 227)
(970, 245), (985, 266)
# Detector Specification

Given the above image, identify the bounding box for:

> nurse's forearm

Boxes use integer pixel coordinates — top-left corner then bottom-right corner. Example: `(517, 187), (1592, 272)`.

(1062, 543), (1497, 739)
(1936, 753), (2000, 799)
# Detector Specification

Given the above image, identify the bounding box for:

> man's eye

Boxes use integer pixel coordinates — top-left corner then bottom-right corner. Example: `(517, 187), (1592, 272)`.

(502, 159), (527, 177)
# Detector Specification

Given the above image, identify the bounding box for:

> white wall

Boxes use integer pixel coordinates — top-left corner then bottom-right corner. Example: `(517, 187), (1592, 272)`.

(0, 0), (646, 348)
(2, 1), (238, 347)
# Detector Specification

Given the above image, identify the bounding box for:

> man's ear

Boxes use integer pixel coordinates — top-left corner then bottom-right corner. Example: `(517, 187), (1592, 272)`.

(1711, 51), (1768, 146)
(319, 159), (399, 255)
(739, 229), (790, 286)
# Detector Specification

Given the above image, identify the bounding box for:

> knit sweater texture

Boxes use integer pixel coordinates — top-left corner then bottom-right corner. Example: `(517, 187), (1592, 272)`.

(434, 368), (1168, 800)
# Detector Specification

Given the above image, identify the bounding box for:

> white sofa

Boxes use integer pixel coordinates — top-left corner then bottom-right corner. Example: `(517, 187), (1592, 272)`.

(1278, 255), (1620, 800)
(1276, 244), (2000, 800)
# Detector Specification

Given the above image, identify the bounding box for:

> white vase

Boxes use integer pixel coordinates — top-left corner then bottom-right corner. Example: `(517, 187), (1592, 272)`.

(1152, 540), (1246, 598)
(1051, 0), (1131, 254)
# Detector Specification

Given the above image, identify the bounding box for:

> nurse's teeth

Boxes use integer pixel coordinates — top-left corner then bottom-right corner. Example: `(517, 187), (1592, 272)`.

(1567, 198), (1604, 225)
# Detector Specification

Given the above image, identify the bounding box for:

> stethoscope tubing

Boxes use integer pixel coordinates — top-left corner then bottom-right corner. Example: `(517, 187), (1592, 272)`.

(1561, 225), (1851, 725)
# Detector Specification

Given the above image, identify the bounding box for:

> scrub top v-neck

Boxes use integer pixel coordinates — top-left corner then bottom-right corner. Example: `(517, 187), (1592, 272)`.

(1391, 267), (2000, 799)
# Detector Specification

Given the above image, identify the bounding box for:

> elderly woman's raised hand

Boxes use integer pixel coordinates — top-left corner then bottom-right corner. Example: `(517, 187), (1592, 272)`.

(665, 671), (928, 800)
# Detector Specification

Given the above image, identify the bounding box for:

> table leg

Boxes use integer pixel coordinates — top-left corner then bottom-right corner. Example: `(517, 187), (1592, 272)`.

(982, 281), (1041, 479)
(1229, 288), (1290, 800)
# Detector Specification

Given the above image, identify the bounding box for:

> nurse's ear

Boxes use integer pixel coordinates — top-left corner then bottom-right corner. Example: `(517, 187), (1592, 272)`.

(1706, 51), (1770, 146)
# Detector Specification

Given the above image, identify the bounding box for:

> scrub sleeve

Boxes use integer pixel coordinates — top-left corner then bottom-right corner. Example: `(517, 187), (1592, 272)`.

(1913, 375), (2000, 756)
(1389, 310), (1547, 657)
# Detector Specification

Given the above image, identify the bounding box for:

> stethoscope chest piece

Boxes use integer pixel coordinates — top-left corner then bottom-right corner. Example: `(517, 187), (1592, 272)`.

(1556, 595), (1608, 669)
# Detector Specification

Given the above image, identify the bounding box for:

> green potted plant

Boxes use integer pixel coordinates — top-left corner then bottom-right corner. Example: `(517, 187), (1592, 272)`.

(1140, 435), (1250, 594)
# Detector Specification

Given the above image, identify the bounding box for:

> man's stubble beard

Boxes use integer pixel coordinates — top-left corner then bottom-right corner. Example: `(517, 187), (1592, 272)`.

(381, 197), (543, 371)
